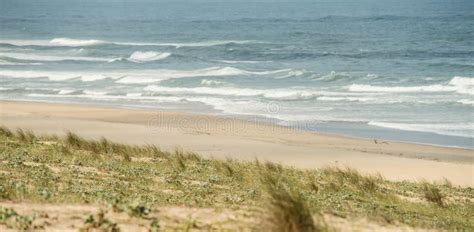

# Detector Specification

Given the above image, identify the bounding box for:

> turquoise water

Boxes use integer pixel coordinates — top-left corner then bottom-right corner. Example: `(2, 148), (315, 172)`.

(0, 0), (473, 147)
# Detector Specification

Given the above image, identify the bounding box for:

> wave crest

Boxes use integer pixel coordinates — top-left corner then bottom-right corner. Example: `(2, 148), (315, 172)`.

(0, 38), (264, 48)
(49, 38), (108, 47)
(0, 52), (116, 62)
(200, 79), (224, 86)
(449, 76), (474, 87)
(128, 51), (171, 63)
(457, 99), (474, 106)
(347, 76), (474, 95)
(314, 71), (351, 81)
(143, 85), (372, 101)
(116, 67), (292, 84)
(368, 121), (474, 138)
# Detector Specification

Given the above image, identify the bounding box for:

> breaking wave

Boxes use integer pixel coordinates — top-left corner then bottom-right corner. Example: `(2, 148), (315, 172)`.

(116, 67), (293, 84)
(49, 38), (108, 47)
(348, 76), (474, 95)
(200, 79), (225, 86)
(368, 121), (474, 138)
(0, 38), (264, 48)
(0, 52), (116, 62)
(457, 99), (474, 106)
(127, 51), (171, 63)
(0, 67), (293, 83)
(143, 85), (374, 101)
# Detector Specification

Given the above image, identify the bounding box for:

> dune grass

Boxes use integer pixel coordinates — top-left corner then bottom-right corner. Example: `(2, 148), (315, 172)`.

(0, 207), (35, 230)
(0, 126), (473, 231)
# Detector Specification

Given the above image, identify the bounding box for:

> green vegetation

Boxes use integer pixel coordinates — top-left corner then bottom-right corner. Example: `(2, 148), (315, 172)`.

(0, 126), (473, 231)
(422, 182), (446, 207)
(82, 210), (120, 232)
(0, 207), (34, 230)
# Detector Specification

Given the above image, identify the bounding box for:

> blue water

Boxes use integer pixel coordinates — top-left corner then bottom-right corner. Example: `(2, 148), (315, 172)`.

(0, 0), (473, 147)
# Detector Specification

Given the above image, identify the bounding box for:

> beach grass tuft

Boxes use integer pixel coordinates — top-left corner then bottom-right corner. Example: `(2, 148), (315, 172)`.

(320, 167), (381, 193)
(0, 126), (13, 138)
(16, 128), (36, 143)
(423, 182), (445, 207)
(261, 166), (323, 232)
(0, 127), (473, 231)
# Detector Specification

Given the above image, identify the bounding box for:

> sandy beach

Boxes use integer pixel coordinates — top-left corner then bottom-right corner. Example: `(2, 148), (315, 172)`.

(1, 100), (472, 186)
(2, 1), (474, 230)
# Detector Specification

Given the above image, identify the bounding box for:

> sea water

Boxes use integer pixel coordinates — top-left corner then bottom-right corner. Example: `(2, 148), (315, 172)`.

(0, 0), (473, 147)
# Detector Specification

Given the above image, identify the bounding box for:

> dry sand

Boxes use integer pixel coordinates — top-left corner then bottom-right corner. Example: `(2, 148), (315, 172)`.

(0, 100), (472, 186)
(0, 201), (432, 232)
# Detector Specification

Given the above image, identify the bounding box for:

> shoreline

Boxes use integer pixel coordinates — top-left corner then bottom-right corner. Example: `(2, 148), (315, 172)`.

(6, 97), (473, 150)
(1, 100), (473, 186)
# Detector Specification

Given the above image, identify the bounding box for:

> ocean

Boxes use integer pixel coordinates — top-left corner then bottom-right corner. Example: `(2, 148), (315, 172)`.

(0, 0), (473, 148)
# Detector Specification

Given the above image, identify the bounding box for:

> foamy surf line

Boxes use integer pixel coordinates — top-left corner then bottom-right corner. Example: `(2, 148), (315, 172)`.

(143, 85), (381, 100)
(27, 93), (184, 103)
(127, 51), (171, 63)
(5, 93), (474, 145)
(0, 67), (295, 83)
(0, 51), (172, 63)
(368, 121), (474, 138)
(0, 52), (117, 62)
(347, 76), (474, 95)
(0, 38), (265, 48)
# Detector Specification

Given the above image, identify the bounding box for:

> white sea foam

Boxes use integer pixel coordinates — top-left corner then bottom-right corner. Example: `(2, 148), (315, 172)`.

(185, 97), (257, 115)
(274, 69), (306, 79)
(58, 89), (77, 95)
(348, 76), (474, 95)
(143, 84), (457, 104)
(200, 79), (224, 86)
(127, 51), (171, 63)
(126, 93), (142, 97)
(184, 97), (333, 121)
(457, 99), (474, 106)
(348, 84), (452, 92)
(0, 59), (42, 66)
(263, 91), (317, 100)
(145, 85), (265, 97)
(83, 90), (107, 96)
(0, 70), (116, 82)
(0, 39), (52, 46)
(0, 52), (116, 62)
(145, 85), (324, 100)
(216, 60), (262, 64)
(25, 87), (58, 91)
(449, 76), (474, 95)
(0, 38), (263, 48)
(69, 48), (86, 54)
(143, 85), (365, 101)
(27, 93), (184, 103)
(117, 40), (261, 48)
(317, 96), (375, 102)
(49, 38), (108, 47)
(116, 67), (243, 84)
(366, 74), (379, 79)
(0, 60), (18, 66)
(449, 76), (474, 86)
(0, 67), (291, 83)
(368, 121), (474, 138)
(314, 71), (350, 81)
(116, 67), (292, 84)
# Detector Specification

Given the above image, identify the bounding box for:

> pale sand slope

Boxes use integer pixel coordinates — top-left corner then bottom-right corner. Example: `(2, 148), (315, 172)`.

(0, 202), (431, 232)
(1, 100), (473, 186)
